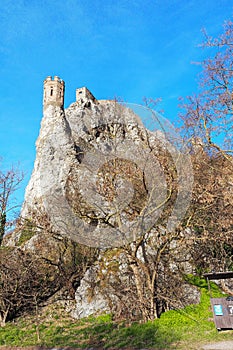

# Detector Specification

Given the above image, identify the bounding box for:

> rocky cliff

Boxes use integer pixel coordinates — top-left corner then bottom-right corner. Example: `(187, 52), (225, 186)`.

(21, 96), (170, 248)
(10, 87), (198, 321)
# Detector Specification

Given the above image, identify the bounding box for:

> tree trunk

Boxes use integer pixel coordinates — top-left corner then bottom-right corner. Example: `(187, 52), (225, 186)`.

(0, 212), (6, 246)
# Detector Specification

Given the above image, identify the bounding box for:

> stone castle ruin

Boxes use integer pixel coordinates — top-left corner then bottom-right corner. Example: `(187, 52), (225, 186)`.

(43, 76), (65, 109)
(13, 75), (198, 321)
(43, 75), (96, 109)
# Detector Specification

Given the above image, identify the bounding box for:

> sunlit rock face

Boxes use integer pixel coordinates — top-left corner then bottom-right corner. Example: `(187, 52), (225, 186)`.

(17, 90), (198, 320)
(21, 104), (74, 218)
(21, 97), (165, 249)
(71, 265), (110, 319)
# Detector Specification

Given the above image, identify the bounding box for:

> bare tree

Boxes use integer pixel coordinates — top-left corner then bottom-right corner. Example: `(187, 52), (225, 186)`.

(0, 235), (98, 326)
(0, 163), (24, 245)
(184, 151), (233, 274)
(0, 247), (58, 326)
(179, 19), (233, 278)
(59, 102), (194, 322)
(94, 228), (193, 322)
(180, 20), (233, 162)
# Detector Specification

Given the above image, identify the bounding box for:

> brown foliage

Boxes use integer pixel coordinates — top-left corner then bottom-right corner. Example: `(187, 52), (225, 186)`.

(185, 151), (233, 272)
(180, 20), (233, 159)
(0, 247), (59, 326)
(0, 211), (99, 326)
(0, 165), (24, 245)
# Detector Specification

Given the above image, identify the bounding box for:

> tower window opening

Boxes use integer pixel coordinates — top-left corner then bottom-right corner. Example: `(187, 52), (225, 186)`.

(50, 88), (53, 96)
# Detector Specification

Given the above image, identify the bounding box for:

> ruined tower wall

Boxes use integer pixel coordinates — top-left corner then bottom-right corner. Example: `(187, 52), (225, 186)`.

(76, 87), (96, 104)
(43, 76), (65, 109)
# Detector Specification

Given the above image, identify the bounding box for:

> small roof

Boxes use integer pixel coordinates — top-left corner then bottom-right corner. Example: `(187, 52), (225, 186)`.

(204, 271), (233, 280)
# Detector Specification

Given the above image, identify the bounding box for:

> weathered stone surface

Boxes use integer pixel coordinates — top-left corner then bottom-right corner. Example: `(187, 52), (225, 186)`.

(71, 265), (110, 319)
(21, 105), (74, 218)
(17, 88), (196, 320)
(21, 98), (167, 249)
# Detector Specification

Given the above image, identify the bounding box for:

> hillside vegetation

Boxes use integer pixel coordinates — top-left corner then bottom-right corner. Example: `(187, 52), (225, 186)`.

(0, 19), (233, 348)
(0, 279), (232, 350)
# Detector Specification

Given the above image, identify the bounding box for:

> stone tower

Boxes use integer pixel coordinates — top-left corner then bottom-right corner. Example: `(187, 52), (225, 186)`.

(43, 76), (65, 109)
(76, 87), (96, 104)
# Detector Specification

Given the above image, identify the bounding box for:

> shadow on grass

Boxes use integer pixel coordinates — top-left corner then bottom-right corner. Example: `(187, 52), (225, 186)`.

(81, 320), (181, 349)
(0, 316), (181, 349)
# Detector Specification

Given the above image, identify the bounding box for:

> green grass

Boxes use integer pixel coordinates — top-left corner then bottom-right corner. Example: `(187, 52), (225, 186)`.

(0, 278), (232, 349)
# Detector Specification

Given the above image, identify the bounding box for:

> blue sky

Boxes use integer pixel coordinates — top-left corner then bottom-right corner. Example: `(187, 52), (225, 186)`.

(0, 0), (233, 205)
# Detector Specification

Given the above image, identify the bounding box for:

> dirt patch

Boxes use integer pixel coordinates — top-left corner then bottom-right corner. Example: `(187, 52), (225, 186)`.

(201, 341), (233, 350)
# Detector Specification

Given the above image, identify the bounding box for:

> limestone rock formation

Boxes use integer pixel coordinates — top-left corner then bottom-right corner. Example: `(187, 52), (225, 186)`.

(13, 77), (198, 321)
(21, 87), (167, 248)
(71, 265), (110, 319)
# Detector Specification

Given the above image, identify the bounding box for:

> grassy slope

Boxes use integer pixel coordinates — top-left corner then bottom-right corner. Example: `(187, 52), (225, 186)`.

(0, 277), (232, 350)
